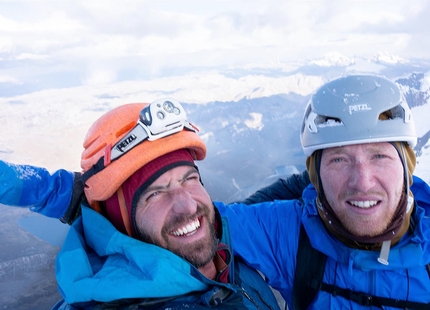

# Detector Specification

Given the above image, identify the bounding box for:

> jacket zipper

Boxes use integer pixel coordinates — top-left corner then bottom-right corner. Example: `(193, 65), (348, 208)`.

(240, 286), (275, 310)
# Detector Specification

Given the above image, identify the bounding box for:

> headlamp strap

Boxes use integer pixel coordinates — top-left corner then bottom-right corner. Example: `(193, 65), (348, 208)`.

(81, 120), (197, 186)
(81, 156), (105, 185)
(81, 125), (149, 185)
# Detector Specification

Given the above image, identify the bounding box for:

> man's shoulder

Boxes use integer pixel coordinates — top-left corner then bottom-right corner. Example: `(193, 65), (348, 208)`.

(302, 183), (317, 200)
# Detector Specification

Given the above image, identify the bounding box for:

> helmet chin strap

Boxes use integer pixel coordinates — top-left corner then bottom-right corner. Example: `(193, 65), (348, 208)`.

(378, 143), (413, 266)
(401, 142), (414, 214)
(377, 240), (391, 265)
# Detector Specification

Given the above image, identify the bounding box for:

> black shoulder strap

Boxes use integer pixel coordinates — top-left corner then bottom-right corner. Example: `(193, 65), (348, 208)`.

(292, 225), (430, 309)
(292, 224), (327, 310)
(319, 282), (430, 309)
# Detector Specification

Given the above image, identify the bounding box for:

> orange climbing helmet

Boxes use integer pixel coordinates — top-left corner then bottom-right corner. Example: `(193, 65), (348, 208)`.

(81, 98), (206, 210)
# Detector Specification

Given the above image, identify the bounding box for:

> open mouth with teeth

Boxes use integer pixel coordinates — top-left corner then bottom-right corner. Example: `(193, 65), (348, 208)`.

(170, 217), (202, 237)
(348, 200), (379, 208)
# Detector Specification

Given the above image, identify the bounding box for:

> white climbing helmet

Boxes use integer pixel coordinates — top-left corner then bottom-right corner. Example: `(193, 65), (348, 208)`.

(300, 74), (417, 156)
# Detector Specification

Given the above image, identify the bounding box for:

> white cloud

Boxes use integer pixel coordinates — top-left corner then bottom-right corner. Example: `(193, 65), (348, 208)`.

(0, 75), (20, 84)
(15, 53), (49, 60)
(0, 0), (429, 95)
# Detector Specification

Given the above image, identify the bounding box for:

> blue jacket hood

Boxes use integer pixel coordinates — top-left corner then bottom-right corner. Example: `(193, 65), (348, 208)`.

(56, 206), (210, 303)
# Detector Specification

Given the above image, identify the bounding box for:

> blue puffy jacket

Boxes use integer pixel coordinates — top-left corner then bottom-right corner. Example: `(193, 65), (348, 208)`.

(0, 160), (82, 223)
(52, 204), (280, 309)
(216, 177), (430, 309)
(0, 161), (74, 218)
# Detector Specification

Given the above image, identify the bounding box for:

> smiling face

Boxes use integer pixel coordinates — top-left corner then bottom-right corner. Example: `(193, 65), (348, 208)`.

(134, 165), (218, 267)
(319, 142), (404, 237)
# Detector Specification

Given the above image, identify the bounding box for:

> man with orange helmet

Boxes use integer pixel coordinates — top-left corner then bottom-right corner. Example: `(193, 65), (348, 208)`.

(45, 99), (280, 309)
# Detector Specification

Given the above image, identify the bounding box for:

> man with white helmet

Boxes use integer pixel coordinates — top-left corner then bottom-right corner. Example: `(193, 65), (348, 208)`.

(217, 74), (430, 308)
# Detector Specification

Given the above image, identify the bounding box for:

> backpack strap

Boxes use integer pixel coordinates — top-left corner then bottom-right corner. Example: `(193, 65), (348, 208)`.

(320, 283), (430, 309)
(292, 225), (430, 309)
(292, 224), (327, 310)
(427, 263), (430, 279)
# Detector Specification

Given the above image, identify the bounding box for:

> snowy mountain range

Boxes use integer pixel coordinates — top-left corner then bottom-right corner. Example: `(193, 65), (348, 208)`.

(1, 52), (430, 309)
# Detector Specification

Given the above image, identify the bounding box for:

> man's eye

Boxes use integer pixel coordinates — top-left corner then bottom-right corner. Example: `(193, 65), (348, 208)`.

(147, 191), (160, 200)
(375, 154), (387, 159)
(333, 158), (343, 163)
(185, 175), (199, 182)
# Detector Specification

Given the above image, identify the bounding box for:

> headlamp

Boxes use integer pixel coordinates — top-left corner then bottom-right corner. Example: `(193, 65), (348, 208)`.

(82, 98), (197, 185)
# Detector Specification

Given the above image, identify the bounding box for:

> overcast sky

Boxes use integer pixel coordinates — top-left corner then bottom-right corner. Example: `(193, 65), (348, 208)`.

(1, 0), (430, 96)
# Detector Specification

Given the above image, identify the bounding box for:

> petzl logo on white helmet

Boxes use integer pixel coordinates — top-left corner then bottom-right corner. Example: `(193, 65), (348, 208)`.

(348, 103), (371, 114)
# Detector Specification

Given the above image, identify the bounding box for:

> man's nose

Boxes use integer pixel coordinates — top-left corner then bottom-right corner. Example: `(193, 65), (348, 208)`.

(348, 160), (375, 192)
(171, 189), (198, 214)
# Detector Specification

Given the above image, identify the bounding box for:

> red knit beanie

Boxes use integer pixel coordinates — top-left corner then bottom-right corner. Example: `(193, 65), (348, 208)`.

(104, 149), (196, 236)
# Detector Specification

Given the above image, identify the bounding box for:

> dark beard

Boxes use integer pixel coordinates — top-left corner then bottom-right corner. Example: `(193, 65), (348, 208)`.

(167, 223), (218, 267)
(138, 205), (219, 267)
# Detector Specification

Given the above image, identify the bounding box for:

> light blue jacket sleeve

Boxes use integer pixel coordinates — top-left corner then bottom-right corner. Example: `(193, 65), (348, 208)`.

(0, 160), (74, 219)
